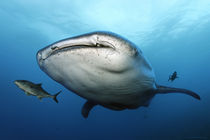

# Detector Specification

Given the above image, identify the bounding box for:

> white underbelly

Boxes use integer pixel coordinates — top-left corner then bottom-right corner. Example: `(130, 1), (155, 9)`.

(55, 63), (154, 106)
(43, 51), (156, 107)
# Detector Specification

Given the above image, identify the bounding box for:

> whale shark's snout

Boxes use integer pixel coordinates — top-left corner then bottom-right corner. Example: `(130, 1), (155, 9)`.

(36, 50), (42, 63)
(36, 46), (52, 68)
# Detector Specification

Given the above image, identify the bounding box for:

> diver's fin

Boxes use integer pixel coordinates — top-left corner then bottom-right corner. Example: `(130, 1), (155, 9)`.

(81, 101), (97, 118)
(52, 91), (61, 103)
(155, 84), (201, 100)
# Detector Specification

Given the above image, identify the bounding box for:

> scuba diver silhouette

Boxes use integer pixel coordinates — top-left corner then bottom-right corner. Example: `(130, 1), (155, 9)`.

(168, 71), (178, 82)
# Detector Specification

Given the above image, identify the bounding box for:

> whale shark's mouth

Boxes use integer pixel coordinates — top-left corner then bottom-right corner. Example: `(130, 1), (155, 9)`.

(37, 39), (117, 64)
(48, 42), (115, 58)
(53, 44), (113, 53)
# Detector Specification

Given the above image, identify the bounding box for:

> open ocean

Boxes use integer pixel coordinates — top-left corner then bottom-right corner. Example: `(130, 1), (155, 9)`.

(0, 0), (210, 140)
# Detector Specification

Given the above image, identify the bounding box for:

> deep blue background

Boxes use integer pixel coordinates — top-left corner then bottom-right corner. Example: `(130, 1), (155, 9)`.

(0, 0), (210, 140)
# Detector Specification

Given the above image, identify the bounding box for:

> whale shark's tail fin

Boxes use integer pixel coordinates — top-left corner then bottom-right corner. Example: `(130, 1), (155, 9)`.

(155, 85), (201, 100)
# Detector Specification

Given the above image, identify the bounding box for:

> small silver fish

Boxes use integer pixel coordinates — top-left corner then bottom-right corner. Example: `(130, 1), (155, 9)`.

(14, 80), (61, 103)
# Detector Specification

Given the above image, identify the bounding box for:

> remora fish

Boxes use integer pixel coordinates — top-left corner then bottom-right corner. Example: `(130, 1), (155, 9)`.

(36, 31), (200, 118)
(14, 80), (61, 103)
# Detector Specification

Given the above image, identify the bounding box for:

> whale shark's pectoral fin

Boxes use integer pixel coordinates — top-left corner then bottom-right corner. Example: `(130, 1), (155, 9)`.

(81, 101), (97, 118)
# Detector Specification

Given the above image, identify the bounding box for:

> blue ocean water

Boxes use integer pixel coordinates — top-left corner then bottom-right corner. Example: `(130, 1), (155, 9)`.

(1, 0), (210, 140)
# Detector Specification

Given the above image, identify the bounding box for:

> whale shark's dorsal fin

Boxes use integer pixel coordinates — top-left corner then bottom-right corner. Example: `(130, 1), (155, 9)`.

(81, 101), (97, 118)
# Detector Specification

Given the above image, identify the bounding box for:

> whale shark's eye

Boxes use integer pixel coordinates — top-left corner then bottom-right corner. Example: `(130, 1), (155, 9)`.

(51, 46), (58, 50)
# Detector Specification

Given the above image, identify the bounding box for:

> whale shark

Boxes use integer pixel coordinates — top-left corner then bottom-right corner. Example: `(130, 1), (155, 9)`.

(37, 31), (200, 118)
